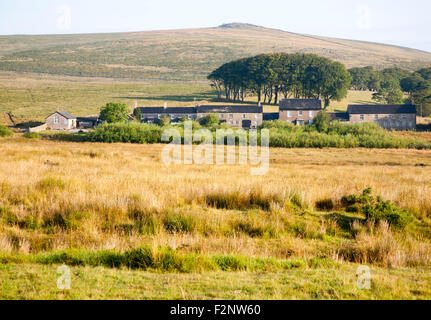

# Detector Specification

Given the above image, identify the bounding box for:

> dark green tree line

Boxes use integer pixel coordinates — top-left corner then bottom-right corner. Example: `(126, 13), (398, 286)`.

(208, 53), (352, 108)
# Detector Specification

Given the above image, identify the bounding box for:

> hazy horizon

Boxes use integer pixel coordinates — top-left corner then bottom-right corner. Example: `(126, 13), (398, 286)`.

(1, 0), (430, 52)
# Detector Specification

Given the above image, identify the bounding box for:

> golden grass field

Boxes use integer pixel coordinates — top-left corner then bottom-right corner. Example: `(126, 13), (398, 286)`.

(0, 137), (431, 299)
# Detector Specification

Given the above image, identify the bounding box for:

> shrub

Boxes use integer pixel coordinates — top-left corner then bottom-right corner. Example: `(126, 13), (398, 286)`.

(363, 200), (413, 229)
(341, 188), (414, 229)
(0, 125), (13, 137)
(159, 116), (171, 127)
(88, 122), (163, 144)
(24, 132), (40, 139)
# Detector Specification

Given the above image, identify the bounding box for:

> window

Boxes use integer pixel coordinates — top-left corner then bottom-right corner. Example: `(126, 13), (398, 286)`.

(236, 121), (239, 125)
(402, 115), (407, 120)
(229, 114), (233, 119)
(158, 114), (161, 119)
(309, 111), (314, 117)
(309, 120), (314, 125)
(298, 111), (303, 117)
(220, 114), (224, 119)
(287, 111), (292, 118)
(64, 119), (68, 125)
(255, 114), (258, 119)
(54, 117), (59, 124)
(255, 121), (258, 125)
(360, 115), (365, 121)
(374, 114), (379, 120)
(242, 114), (246, 118)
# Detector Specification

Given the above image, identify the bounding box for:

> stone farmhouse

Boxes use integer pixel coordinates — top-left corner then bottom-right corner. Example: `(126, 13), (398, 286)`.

(345, 104), (417, 131)
(279, 99), (322, 125)
(196, 105), (263, 128)
(46, 111), (77, 130)
(40, 111), (98, 132)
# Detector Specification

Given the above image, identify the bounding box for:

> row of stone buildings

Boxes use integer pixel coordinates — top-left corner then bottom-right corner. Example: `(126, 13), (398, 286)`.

(136, 99), (417, 131)
(44, 99), (417, 131)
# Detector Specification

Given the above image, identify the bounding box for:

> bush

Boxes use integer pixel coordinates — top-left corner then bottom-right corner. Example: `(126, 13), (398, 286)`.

(341, 188), (414, 229)
(24, 132), (40, 139)
(363, 201), (414, 229)
(0, 125), (13, 137)
(88, 122), (163, 143)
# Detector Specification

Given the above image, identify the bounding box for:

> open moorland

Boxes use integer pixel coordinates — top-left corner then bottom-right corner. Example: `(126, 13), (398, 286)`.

(1, 23), (431, 81)
(0, 139), (430, 299)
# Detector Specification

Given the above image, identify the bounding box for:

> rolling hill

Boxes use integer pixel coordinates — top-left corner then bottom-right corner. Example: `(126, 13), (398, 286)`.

(0, 23), (431, 81)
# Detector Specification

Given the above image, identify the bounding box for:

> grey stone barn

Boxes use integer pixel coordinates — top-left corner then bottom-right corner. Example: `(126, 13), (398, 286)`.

(347, 104), (417, 131)
(46, 111), (77, 130)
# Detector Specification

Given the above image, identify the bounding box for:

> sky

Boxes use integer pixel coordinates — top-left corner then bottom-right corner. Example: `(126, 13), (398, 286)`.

(0, 0), (430, 52)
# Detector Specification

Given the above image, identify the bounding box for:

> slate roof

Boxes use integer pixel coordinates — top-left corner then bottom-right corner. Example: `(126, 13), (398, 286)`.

(347, 105), (416, 114)
(196, 105), (263, 113)
(47, 111), (76, 120)
(279, 99), (322, 111)
(137, 107), (197, 114)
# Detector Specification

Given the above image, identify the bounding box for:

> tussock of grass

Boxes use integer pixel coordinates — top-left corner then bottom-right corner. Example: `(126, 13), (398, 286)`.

(204, 189), (283, 211)
(336, 222), (431, 267)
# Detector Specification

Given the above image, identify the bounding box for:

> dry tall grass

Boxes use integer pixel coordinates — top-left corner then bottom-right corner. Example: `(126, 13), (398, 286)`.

(0, 139), (430, 267)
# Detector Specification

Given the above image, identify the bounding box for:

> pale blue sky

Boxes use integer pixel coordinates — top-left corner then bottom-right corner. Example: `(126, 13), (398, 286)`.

(1, 0), (430, 52)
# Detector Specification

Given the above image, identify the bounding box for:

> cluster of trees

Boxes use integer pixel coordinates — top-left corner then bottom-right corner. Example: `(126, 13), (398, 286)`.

(348, 66), (431, 116)
(208, 53), (352, 108)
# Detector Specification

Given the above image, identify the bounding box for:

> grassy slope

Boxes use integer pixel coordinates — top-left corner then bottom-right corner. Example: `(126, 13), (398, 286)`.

(0, 24), (431, 81)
